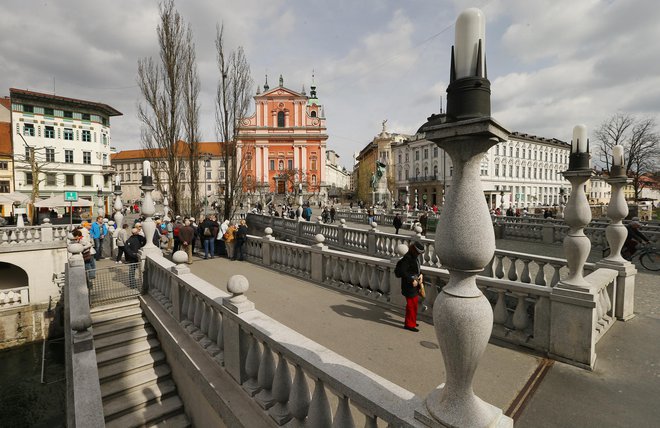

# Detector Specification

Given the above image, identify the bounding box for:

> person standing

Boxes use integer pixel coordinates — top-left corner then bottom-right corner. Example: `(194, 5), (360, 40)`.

(72, 229), (95, 287)
(200, 215), (219, 259)
(234, 219), (248, 261)
(218, 219), (230, 257)
(397, 242), (424, 332)
(330, 206), (336, 223)
(123, 228), (146, 288)
(419, 212), (428, 236)
(224, 222), (237, 260)
(393, 213), (403, 235)
(178, 220), (196, 264)
(90, 216), (108, 260)
(115, 224), (130, 264)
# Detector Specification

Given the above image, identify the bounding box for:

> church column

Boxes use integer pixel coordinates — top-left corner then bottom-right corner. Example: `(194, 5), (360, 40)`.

(263, 103), (268, 126)
(236, 145), (242, 173)
(285, 111), (290, 127)
(263, 146), (269, 186)
(294, 102), (298, 127)
(256, 101), (261, 125)
(293, 145), (299, 170)
(320, 146), (326, 184)
(255, 146), (262, 182)
(302, 145), (307, 171)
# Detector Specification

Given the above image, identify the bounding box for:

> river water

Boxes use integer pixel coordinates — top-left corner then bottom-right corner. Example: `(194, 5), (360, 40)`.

(0, 340), (66, 427)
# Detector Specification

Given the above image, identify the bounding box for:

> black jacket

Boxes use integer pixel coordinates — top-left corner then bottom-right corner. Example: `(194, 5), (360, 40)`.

(235, 225), (248, 241)
(393, 216), (403, 229)
(124, 234), (146, 263)
(399, 251), (421, 298)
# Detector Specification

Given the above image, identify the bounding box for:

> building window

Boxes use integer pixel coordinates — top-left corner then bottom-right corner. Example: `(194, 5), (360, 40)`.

(83, 175), (92, 186)
(0, 161), (7, 170)
(270, 160), (275, 170)
(46, 148), (55, 162)
(433, 165), (438, 177)
(82, 130), (91, 142)
(23, 104), (34, 113)
(398, 154), (402, 164)
(25, 146), (31, 160)
(433, 147), (438, 157)
(83, 152), (91, 165)
(415, 150), (420, 161)
(65, 174), (74, 186)
(311, 159), (317, 170)
(288, 159), (293, 170)
(509, 165), (513, 176)
(405, 153), (409, 162)
(26, 172), (33, 185)
(207, 184), (212, 191)
(46, 173), (56, 186)
(278, 160), (284, 170)
(82, 113), (90, 121)
(424, 149), (429, 159)
(102, 134), (108, 145)
(0, 180), (9, 193)
(277, 111), (285, 127)
(63, 111), (73, 118)
(44, 107), (54, 116)
(206, 170), (212, 180)
(45, 126), (55, 139)
(65, 150), (73, 163)
(64, 128), (74, 140)
(312, 175), (317, 185)
(405, 169), (409, 179)
(495, 164), (499, 176)
(310, 111), (317, 118)
(516, 166), (520, 177)
(415, 168), (420, 178)
(23, 123), (35, 136)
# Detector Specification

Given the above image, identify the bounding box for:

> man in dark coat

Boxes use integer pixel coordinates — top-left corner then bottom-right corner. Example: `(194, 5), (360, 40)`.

(178, 220), (196, 264)
(199, 215), (219, 259)
(399, 241), (424, 332)
(393, 214), (403, 234)
(123, 228), (146, 288)
(234, 219), (248, 261)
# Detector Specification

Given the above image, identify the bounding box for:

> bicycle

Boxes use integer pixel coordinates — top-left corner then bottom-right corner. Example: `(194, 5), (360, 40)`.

(602, 242), (660, 271)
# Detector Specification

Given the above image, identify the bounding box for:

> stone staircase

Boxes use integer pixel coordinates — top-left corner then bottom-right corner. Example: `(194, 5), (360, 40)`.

(91, 300), (191, 428)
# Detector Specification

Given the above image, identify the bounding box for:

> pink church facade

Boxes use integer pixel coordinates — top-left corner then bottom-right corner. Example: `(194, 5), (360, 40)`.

(236, 76), (328, 198)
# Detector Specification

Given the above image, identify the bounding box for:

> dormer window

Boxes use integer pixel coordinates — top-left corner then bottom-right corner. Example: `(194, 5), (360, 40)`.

(310, 111), (317, 118)
(277, 111), (285, 127)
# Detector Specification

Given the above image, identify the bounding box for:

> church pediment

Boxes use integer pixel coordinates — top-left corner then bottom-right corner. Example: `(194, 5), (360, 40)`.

(258, 86), (306, 100)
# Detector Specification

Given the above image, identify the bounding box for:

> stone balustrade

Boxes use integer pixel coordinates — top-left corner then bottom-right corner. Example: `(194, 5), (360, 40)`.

(240, 230), (617, 368)
(0, 223), (69, 248)
(0, 286), (29, 309)
(144, 254), (421, 427)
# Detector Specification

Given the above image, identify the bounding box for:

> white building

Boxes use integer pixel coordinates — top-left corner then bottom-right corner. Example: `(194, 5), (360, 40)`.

(9, 88), (121, 215)
(324, 149), (351, 200)
(392, 117), (571, 209)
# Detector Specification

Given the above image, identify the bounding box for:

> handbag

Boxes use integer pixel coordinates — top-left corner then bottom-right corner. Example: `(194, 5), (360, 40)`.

(203, 227), (212, 237)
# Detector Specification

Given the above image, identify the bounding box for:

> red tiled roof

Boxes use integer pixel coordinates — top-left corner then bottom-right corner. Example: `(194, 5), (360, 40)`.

(0, 97), (10, 110)
(0, 122), (12, 155)
(10, 88), (122, 116)
(112, 141), (225, 161)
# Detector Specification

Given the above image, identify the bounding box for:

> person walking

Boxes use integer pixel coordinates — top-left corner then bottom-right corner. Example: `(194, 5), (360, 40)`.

(234, 219), (248, 261)
(178, 220), (196, 264)
(224, 222), (237, 260)
(115, 224), (130, 263)
(90, 216), (108, 260)
(330, 206), (336, 223)
(393, 213), (403, 235)
(396, 242), (424, 332)
(123, 228), (146, 288)
(172, 217), (182, 253)
(200, 215), (219, 259)
(419, 212), (428, 236)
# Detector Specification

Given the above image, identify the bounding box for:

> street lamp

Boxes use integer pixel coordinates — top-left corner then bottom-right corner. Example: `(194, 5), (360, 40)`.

(97, 185), (105, 218)
(204, 156), (211, 216)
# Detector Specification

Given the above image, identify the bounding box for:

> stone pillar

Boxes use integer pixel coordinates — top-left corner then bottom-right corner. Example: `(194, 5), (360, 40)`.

(262, 228), (274, 266)
(596, 176), (636, 321)
(169, 251), (190, 322)
(560, 170), (593, 289)
(41, 218), (53, 242)
(222, 275), (255, 384)
(139, 161), (161, 261)
(367, 222), (378, 254)
(310, 234), (327, 283)
(113, 182), (124, 228)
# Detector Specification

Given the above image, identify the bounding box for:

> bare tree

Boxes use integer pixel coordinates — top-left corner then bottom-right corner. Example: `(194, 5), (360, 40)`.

(215, 24), (253, 220)
(595, 113), (660, 200)
(182, 27), (201, 217)
(137, 0), (190, 215)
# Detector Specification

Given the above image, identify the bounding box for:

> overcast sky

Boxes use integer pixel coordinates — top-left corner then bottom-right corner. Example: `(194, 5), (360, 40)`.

(1, 0), (658, 168)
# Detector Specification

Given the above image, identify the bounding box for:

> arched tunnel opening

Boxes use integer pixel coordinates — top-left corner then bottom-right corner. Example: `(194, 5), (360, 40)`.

(0, 262), (29, 289)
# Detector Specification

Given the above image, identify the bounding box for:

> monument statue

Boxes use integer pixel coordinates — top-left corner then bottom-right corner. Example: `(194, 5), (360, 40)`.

(370, 160), (387, 190)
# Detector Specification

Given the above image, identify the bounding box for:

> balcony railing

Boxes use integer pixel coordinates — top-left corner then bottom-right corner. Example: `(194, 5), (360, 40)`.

(408, 175), (438, 183)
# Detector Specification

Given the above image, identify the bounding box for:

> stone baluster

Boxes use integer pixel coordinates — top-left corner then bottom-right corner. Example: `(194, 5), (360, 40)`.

(139, 160), (161, 260)
(550, 264), (562, 287)
(512, 293), (529, 330)
(507, 256), (518, 281)
(520, 259), (532, 283)
(534, 262), (547, 286)
(349, 260), (360, 287)
(255, 342), (276, 409)
(288, 364), (311, 425)
(333, 395), (356, 427)
(492, 289), (507, 325)
(243, 335), (262, 396)
(222, 275), (255, 384)
(483, 256), (495, 277)
(306, 379), (333, 426)
(268, 353), (293, 424)
(494, 255), (505, 279)
(561, 168), (593, 288)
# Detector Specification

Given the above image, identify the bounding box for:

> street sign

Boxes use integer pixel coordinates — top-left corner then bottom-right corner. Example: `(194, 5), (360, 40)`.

(64, 191), (78, 202)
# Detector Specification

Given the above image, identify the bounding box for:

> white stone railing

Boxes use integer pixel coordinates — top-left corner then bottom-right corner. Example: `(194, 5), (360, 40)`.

(143, 254), (421, 426)
(0, 222), (69, 247)
(0, 286), (29, 309)
(247, 213), (599, 286)
(242, 232), (616, 368)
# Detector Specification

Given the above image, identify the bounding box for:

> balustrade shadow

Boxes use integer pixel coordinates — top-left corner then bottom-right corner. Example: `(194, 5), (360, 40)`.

(329, 298), (405, 329)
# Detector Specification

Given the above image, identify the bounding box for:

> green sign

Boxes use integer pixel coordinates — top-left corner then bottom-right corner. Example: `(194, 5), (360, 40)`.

(64, 191), (78, 202)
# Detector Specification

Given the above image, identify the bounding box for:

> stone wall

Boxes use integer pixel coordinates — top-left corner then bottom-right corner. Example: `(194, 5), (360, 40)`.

(0, 302), (56, 350)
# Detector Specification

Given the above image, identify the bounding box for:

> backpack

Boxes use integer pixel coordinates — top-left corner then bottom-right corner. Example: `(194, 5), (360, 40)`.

(394, 258), (404, 278)
(203, 227), (212, 237)
(173, 225), (180, 237)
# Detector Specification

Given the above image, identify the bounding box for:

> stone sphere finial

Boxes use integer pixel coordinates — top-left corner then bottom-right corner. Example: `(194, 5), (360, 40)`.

(414, 225), (423, 234)
(371, 222), (378, 229)
(227, 274), (250, 305)
(172, 250), (187, 265)
(317, 216), (323, 222)
(265, 227), (273, 236)
(315, 233), (325, 244)
(340, 219), (346, 225)
(396, 243), (408, 256)
(42, 218), (51, 224)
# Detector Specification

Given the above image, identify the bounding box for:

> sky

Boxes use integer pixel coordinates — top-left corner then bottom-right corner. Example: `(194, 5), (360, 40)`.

(1, 0), (659, 169)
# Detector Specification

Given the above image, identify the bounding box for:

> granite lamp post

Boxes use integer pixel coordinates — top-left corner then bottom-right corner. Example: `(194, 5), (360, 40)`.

(415, 8), (512, 427)
(560, 124), (593, 289)
(139, 161), (161, 258)
(113, 175), (124, 228)
(163, 191), (169, 220)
